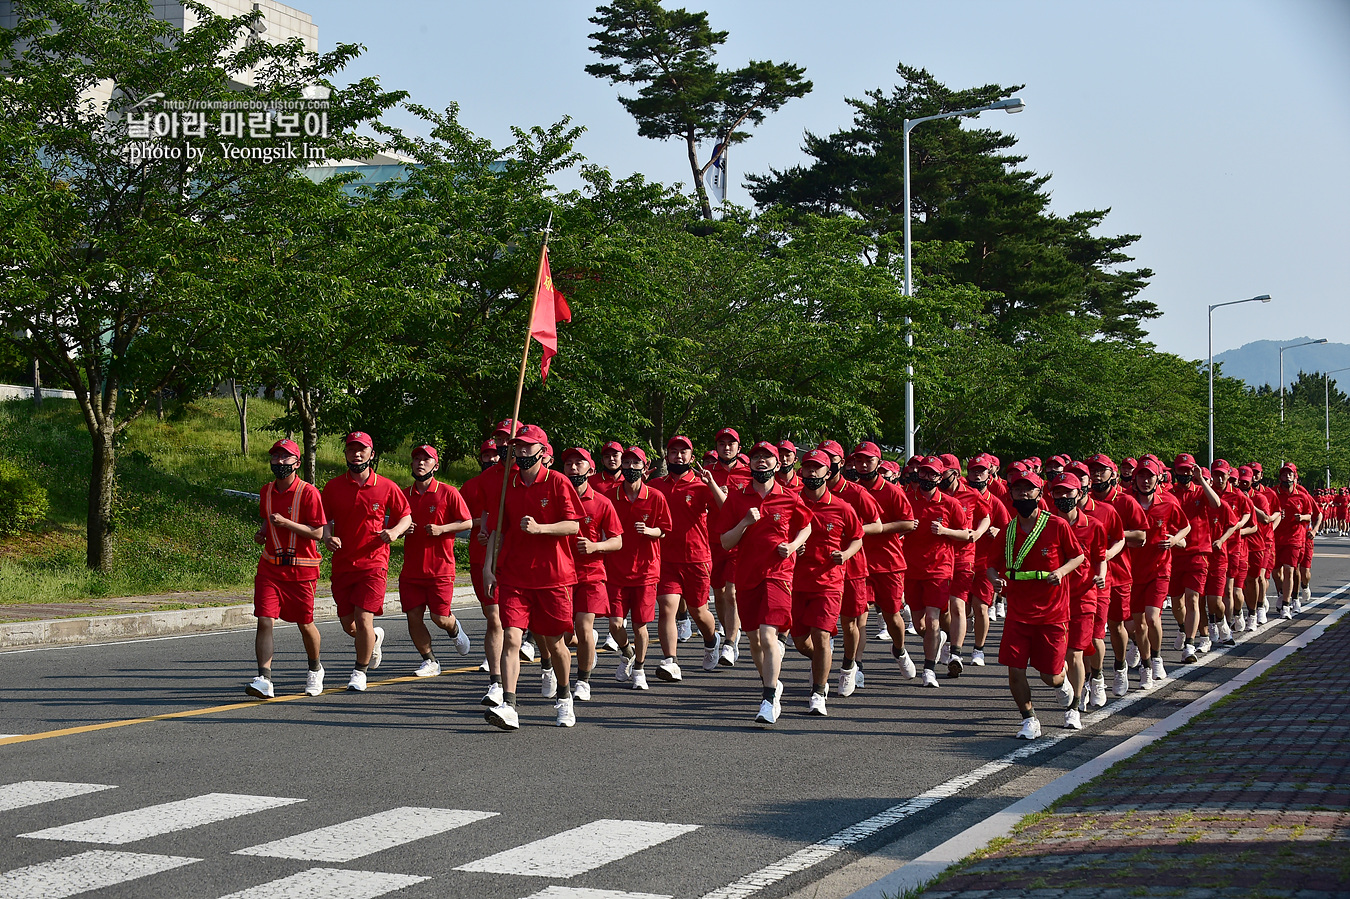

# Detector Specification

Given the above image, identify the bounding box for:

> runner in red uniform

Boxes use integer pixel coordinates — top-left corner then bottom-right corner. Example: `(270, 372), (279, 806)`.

(1204, 461), (1248, 644)
(776, 440), (802, 492)
(400, 444), (474, 679)
(246, 439), (327, 700)
(709, 427), (753, 666)
(966, 454), (1010, 667)
(1215, 462), (1255, 634)
(460, 437), (510, 684)
(1048, 472), (1108, 729)
(937, 453), (991, 677)
(560, 448), (622, 703)
(903, 456), (971, 688)
(1296, 478), (1323, 609)
(1126, 458), (1190, 690)
(606, 447), (673, 690)
(320, 431), (412, 693)
(590, 440), (625, 497)
(717, 442), (813, 726)
(1166, 454), (1224, 664)
(1084, 454), (1146, 697)
(1272, 463), (1315, 619)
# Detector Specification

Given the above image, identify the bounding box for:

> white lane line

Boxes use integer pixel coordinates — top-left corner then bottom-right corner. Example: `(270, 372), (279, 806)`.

(214, 867), (428, 899)
(0, 849), (200, 899)
(455, 819), (700, 878)
(697, 581), (1350, 899)
(20, 792), (302, 845)
(0, 734), (17, 739)
(234, 807), (497, 862)
(0, 781), (116, 812)
(521, 888), (673, 899)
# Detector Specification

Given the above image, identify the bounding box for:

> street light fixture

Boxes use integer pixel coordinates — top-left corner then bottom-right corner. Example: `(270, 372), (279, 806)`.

(1208, 294), (1271, 466)
(902, 96), (1024, 459)
(1324, 366), (1350, 489)
(1280, 338), (1329, 422)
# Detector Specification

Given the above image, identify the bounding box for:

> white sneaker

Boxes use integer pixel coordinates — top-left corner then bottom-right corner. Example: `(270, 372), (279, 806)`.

(615, 655), (634, 683)
(1090, 676), (1107, 708)
(1182, 644), (1197, 664)
(755, 699), (777, 726)
(937, 631), (949, 660)
(519, 641), (537, 662)
(1139, 666), (1154, 690)
(1208, 623), (1219, 645)
(921, 668), (939, 688)
(574, 680), (592, 702)
(702, 635), (722, 671)
(854, 666), (865, 688)
(454, 626), (472, 656)
(938, 640), (952, 665)
(1197, 633), (1212, 654)
(1293, 595), (1303, 613)
(1163, 597), (1172, 610)
(898, 651), (917, 680)
(1232, 614), (1246, 635)
(772, 680), (783, 718)
(1057, 675), (1075, 709)
(837, 666), (857, 697)
(1078, 685), (1090, 712)
(947, 655), (964, 679)
(1151, 656), (1167, 682)
(631, 669), (649, 691)
(718, 643), (737, 667)
(246, 676), (274, 699)
(603, 634), (620, 653)
(1256, 606), (1268, 626)
(656, 658), (683, 682)
(1301, 586), (1312, 602)
(903, 606), (918, 634)
(677, 617), (694, 642)
(346, 670), (367, 692)
(1016, 717), (1041, 740)
(971, 649), (986, 666)
(808, 693), (828, 716)
(1113, 669), (1129, 696)
(304, 667), (324, 697)
(1064, 708), (1082, 730)
(478, 657), (490, 672)
(370, 626), (386, 670)
(555, 696), (576, 727)
(481, 682), (504, 707)
(875, 624), (892, 643)
(1126, 643), (1141, 669)
(541, 669), (558, 699)
(1219, 622), (1235, 646)
(486, 703), (519, 730)
(1174, 633), (1186, 652)
(414, 658), (442, 678)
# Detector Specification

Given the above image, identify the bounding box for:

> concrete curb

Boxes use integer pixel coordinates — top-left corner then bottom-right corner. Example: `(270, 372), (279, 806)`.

(0, 586), (479, 649)
(844, 586), (1350, 899)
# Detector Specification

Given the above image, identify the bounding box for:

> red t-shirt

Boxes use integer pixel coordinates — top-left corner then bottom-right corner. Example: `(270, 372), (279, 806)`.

(1064, 509), (1108, 612)
(321, 471), (412, 574)
(649, 471), (717, 564)
(1221, 486), (1254, 559)
(715, 480), (813, 590)
(902, 487), (969, 580)
(974, 487), (1012, 571)
(776, 469), (803, 493)
(709, 464), (753, 561)
(1204, 493), (1238, 554)
(608, 482), (674, 586)
(829, 479), (883, 580)
(497, 468), (585, 589)
(943, 482), (990, 570)
(794, 490), (863, 594)
(459, 464), (505, 569)
(857, 478), (914, 574)
(1082, 494), (1127, 587)
(257, 478), (325, 582)
(588, 469), (624, 500)
(575, 486), (622, 585)
(401, 479), (471, 581)
(1273, 487), (1313, 548)
(1128, 490), (1188, 581)
(1173, 484), (1217, 556)
(1003, 511), (1084, 625)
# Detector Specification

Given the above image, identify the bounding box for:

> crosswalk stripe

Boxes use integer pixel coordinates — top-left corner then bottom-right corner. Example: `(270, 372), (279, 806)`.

(0, 781), (117, 812)
(233, 807), (497, 862)
(214, 867), (428, 899)
(520, 888), (674, 899)
(454, 819), (700, 878)
(0, 849), (200, 899)
(19, 792), (302, 845)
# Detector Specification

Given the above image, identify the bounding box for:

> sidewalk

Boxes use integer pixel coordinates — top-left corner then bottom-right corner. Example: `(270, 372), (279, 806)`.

(912, 615), (1350, 899)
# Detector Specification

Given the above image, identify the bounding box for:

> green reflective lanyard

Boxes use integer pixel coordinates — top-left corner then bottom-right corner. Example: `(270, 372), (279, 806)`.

(1006, 510), (1049, 573)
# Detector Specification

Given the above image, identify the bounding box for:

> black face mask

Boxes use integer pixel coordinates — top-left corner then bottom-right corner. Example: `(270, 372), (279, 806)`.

(828, 460), (842, 478)
(1053, 496), (1077, 514)
(967, 477), (988, 491)
(271, 462), (296, 479)
(751, 468), (776, 484)
(842, 470), (860, 483)
(515, 453), (541, 471)
(600, 462), (620, 475)
(917, 478), (938, 492)
(1174, 473), (1193, 486)
(667, 461), (691, 476)
(347, 460), (371, 474)
(479, 458), (498, 471)
(857, 468), (880, 483)
(1090, 479), (1112, 494)
(412, 469), (434, 483)
(567, 472), (589, 489)
(622, 468), (643, 483)
(801, 474), (828, 490)
(940, 475), (958, 493)
(1012, 497), (1040, 518)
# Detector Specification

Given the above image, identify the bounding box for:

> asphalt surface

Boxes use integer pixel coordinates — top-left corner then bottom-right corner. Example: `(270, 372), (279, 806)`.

(3, 539), (1349, 899)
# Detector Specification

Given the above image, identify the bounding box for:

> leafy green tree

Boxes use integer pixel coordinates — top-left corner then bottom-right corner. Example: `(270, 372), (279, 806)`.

(587, 0), (811, 220)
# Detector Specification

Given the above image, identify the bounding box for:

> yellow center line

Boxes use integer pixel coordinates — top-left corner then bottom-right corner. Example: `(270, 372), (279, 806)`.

(0, 663), (485, 747)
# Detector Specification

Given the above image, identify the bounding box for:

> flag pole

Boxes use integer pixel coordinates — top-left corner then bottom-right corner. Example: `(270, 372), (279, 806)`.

(487, 213), (554, 583)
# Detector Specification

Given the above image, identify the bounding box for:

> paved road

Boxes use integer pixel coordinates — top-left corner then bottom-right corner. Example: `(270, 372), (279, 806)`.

(2, 540), (1348, 899)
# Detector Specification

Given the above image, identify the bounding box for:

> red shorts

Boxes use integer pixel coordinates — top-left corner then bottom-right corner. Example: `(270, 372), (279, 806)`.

(902, 575), (950, 615)
(470, 563), (496, 608)
(1168, 553), (1208, 596)
(1229, 558), (1249, 588)
(498, 584), (573, 636)
(1203, 555), (1229, 598)
(331, 569), (387, 618)
(657, 561), (712, 609)
(253, 573), (317, 624)
(736, 578), (792, 631)
(999, 617), (1069, 674)
(609, 583), (657, 626)
(840, 577), (873, 618)
(1068, 588), (1100, 651)
(1299, 538), (1314, 568)
(867, 570), (905, 615)
(969, 568), (995, 606)
(1274, 543), (1302, 570)
(1131, 574), (1169, 613)
(1261, 546), (1275, 572)
(398, 577), (455, 617)
(1108, 583), (1131, 622)
(711, 554), (736, 590)
(949, 567), (975, 602)
(790, 590), (843, 643)
(572, 580), (610, 617)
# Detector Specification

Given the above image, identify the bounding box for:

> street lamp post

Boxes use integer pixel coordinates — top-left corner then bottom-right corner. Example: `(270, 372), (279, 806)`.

(902, 96), (1024, 459)
(1325, 366), (1350, 489)
(1280, 338), (1329, 423)
(1208, 294), (1271, 466)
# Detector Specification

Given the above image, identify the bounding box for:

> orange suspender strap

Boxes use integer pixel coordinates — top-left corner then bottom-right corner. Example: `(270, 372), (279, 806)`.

(263, 482), (319, 567)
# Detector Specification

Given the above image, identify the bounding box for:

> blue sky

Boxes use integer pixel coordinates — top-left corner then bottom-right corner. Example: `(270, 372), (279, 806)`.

(313, 0), (1350, 364)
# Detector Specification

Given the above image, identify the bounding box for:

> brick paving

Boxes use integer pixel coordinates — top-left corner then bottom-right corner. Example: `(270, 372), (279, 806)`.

(919, 615), (1350, 899)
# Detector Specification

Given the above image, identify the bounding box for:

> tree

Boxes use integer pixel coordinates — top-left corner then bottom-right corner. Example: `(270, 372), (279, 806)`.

(587, 0), (811, 220)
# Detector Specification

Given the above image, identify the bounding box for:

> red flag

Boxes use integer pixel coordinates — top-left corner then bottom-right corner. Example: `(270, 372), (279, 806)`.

(529, 246), (571, 382)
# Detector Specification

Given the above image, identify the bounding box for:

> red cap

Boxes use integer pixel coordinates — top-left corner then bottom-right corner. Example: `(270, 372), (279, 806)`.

(1122, 457), (1138, 469)
(344, 431), (373, 449)
(542, 442), (554, 458)
(1137, 458), (1165, 476)
(561, 447), (593, 467)
(1065, 461), (1091, 483)
(1028, 456), (1043, 468)
(1200, 466), (1211, 479)
(938, 452), (961, 471)
(817, 440), (845, 459)
(411, 443), (439, 462)
(715, 428), (740, 443)
(1085, 453), (1116, 471)
(967, 454), (993, 472)
(916, 456), (943, 477)
(1173, 453), (1198, 471)
(1237, 465), (1254, 481)
(748, 441), (780, 460)
(601, 440), (624, 454)
(622, 446), (648, 465)
(667, 435), (693, 451)
(736, 453), (750, 466)
(799, 449), (831, 469)
(1047, 471), (1080, 492)
(1011, 470), (1044, 488)
(777, 439), (797, 455)
(880, 459), (901, 474)
(702, 450), (719, 465)
(479, 439), (499, 454)
(511, 424), (549, 446)
(1212, 459), (1232, 474)
(492, 419), (516, 438)
(269, 438), (301, 458)
(1281, 462), (1298, 474)
(850, 441), (882, 459)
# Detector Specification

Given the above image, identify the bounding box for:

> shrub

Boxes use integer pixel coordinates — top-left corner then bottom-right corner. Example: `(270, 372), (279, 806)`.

(0, 459), (50, 536)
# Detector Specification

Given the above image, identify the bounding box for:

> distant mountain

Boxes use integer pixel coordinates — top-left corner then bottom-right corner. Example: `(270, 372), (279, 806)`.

(1213, 338), (1350, 390)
